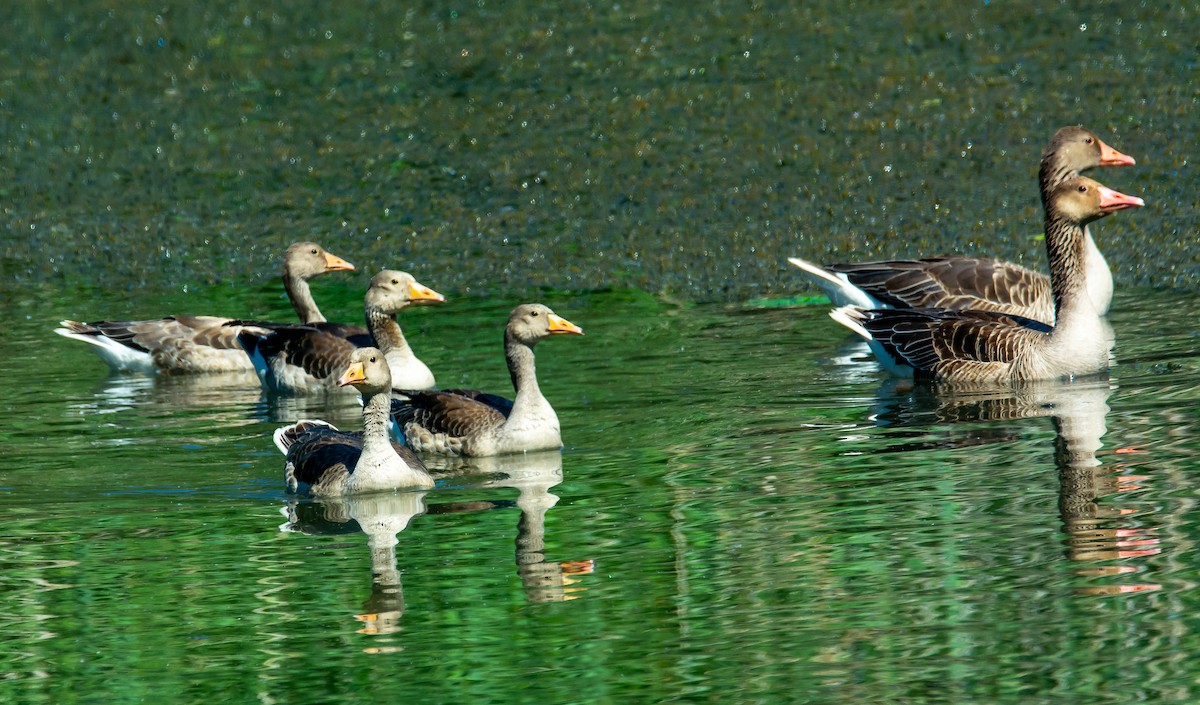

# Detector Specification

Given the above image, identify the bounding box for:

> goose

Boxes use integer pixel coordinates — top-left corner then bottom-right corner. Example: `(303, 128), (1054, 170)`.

(391, 304), (584, 456)
(54, 242), (358, 373)
(789, 126), (1135, 324)
(273, 347), (435, 496)
(237, 270), (444, 393)
(828, 176), (1143, 384)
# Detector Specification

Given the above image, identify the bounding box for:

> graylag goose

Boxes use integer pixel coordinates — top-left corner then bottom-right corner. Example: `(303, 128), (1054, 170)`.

(274, 347), (435, 496)
(238, 270), (444, 393)
(54, 242), (357, 373)
(391, 304), (584, 456)
(790, 126), (1135, 324)
(829, 176), (1143, 384)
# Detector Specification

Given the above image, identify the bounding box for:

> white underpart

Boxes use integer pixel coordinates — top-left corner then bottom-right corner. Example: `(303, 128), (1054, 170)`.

(385, 351), (436, 390)
(1082, 232), (1113, 316)
(53, 327), (156, 373)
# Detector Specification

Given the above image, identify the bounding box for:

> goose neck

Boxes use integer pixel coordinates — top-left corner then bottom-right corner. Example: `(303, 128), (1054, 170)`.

(1044, 210), (1091, 320)
(285, 274), (325, 324)
(505, 335), (541, 402)
(1038, 154), (1077, 207)
(366, 306), (410, 357)
(360, 390), (395, 456)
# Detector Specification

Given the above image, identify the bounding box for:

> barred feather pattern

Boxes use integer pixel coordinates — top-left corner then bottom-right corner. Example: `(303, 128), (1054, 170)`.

(391, 391), (510, 456)
(826, 257), (1055, 323)
(843, 307), (1052, 384)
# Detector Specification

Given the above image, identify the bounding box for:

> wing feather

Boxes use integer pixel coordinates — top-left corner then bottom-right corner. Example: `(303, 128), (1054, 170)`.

(827, 257), (1056, 324)
(391, 390), (508, 447)
(850, 307), (1050, 383)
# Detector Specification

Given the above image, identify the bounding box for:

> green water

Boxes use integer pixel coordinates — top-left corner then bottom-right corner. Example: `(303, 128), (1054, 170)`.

(2, 283), (1199, 704)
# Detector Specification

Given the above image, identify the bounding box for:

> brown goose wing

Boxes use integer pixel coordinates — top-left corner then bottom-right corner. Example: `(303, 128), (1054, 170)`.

(285, 427), (362, 490)
(174, 315), (275, 350)
(392, 390), (508, 438)
(857, 308), (1049, 380)
(829, 257), (1055, 322)
(66, 315), (236, 353)
(434, 389), (515, 416)
(246, 325), (357, 382)
(312, 322), (372, 347)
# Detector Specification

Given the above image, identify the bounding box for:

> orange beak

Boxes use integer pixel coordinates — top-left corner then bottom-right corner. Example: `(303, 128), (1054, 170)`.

(1096, 184), (1145, 213)
(547, 313), (584, 335)
(323, 252), (356, 272)
(337, 361), (367, 387)
(1097, 137), (1136, 167)
(407, 280), (446, 304)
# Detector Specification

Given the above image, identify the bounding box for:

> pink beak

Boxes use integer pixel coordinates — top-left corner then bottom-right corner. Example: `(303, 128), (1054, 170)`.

(1097, 137), (1136, 167)
(1097, 184), (1145, 213)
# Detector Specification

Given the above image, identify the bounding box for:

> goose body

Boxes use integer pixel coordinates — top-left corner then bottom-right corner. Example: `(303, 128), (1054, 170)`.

(274, 347), (435, 496)
(238, 270), (444, 393)
(55, 242), (357, 373)
(829, 177), (1143, 384)
(392, 304), (584, 456)
(790, 126), (1134, 324)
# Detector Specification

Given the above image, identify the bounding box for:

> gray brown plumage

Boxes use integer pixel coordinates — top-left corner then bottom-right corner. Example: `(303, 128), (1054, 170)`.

(274, 347), (434, 496)
(790, 126), (1135, 324)
(238, 270), (444, 393)
(830, 176), (1143, 384)
(392, 304), (584, 456)
(55, 242), (357, 373)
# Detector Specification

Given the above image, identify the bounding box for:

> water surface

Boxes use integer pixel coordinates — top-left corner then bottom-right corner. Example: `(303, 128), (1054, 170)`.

(2, 285), (1199, 704)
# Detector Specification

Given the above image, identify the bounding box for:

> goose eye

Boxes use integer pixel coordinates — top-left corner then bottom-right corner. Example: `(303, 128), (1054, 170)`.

(392, 279), (399, 285)
(1077, 185), (1087, 193)
(370, 356), (377, 363)
(311, 248), (319, 254)
(1084, 136), (1094, 144)
(531, 310), (539, 317)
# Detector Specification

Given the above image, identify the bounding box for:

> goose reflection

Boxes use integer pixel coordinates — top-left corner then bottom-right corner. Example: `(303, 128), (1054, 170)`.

(870, 376), (1159, 596)
(280, 491), (428, 638)
(430, 451), (594, 603)
(71, 370), (264, 414)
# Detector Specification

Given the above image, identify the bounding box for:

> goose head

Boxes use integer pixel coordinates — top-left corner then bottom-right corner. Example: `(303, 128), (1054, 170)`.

(506, 303), (584, 347)
(1044, 126), (1136, 175)
(365, 270), (446, 313)
(1051, 176), (1145, 226)
(337, 347), (393, 395)
(284, 242), (356, 278)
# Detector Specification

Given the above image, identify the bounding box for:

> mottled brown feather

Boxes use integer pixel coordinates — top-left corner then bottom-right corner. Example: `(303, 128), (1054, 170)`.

(392, 391), (509, 439)
(828, 257), (1055, 322)
(857, 307), (1051, 382)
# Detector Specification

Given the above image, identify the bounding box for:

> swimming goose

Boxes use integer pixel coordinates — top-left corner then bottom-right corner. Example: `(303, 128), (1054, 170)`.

(54, 242), (357, 373)
(829, 176), (1143, 384)
(273, 347), (435, 496)
(238, 270), (444, 393)
(391, 304), (584, 456)
(790, 126), (1135, 324)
